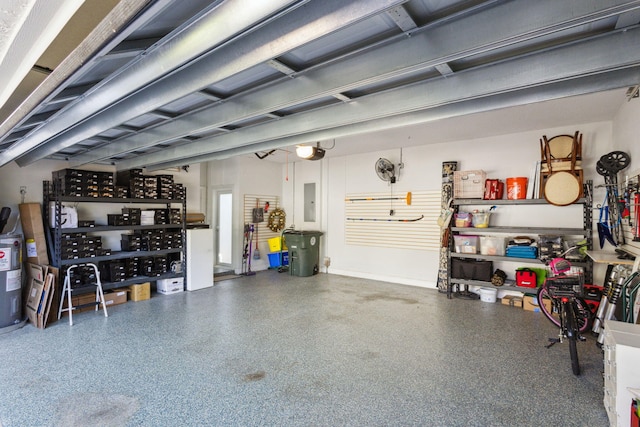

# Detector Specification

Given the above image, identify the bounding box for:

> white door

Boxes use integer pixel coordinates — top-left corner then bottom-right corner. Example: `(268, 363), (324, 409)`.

(216, 191), (233, 267)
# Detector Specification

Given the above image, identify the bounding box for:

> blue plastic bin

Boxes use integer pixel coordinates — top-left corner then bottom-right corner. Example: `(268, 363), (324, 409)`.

(267, 251), (289, 268)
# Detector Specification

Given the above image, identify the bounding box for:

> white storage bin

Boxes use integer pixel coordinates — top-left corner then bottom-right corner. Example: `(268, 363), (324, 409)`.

(454, 235), (478, 254)
(157, 277), (184, 295)
(479, 288), (497, 303)
(480, 236), (506, 256)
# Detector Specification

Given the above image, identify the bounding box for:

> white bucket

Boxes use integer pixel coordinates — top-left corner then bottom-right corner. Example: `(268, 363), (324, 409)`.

(479, 287), (497, 303)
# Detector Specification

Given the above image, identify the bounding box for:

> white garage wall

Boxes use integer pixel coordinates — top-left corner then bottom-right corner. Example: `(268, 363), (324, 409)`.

(304, 121), (613, 288)
(612, 97), (640, 174)
(1, 110), (633, 287)
(208, 156), (283, 273)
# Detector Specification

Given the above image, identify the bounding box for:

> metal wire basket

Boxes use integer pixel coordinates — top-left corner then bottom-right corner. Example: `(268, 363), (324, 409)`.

(545, 274), (584, 298)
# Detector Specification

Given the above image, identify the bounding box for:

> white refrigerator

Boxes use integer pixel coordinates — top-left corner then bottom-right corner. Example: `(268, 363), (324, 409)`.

(186, 228), (214, 291)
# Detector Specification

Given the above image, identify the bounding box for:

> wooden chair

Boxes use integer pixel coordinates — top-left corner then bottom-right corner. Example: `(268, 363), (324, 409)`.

(539, 131), (584, 203)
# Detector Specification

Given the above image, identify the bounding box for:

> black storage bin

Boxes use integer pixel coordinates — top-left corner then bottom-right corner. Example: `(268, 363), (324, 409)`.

(451, 258), (493, 282)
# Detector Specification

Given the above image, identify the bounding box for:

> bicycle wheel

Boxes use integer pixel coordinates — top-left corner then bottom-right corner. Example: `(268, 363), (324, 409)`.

(563, 302), (581, 375)
(538, 286), (560, 328)
(537, 287), (591, 333)
(569, 334), (580, 375)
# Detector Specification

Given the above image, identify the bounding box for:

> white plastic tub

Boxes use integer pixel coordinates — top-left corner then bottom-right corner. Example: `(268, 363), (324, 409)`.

(478, 287), (497, 303)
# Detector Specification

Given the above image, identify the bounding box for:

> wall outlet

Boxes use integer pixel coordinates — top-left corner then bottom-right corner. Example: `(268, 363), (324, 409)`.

(323, 257), (331, 267)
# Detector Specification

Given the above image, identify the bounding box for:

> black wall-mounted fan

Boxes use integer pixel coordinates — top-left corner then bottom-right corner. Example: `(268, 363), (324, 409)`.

(375, 158), (397, 183)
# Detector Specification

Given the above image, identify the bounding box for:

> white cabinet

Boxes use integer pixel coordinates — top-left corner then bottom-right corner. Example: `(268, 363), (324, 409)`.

(602, 320), (640, 427)
(186, 228), (214, 291)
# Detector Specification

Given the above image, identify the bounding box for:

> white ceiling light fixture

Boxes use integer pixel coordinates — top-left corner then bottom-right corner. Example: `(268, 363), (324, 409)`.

(296, 142), (325, 160)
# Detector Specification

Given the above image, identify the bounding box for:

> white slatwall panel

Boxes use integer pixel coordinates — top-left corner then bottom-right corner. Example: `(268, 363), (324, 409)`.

(345, 190), (441, 251)
(243, 194), (285, 246)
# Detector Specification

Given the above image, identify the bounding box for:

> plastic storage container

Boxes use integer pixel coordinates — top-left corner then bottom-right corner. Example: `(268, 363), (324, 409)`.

(479, 236), (505, 256)
(267, 251), (289, 268)
(454, 235), (479, 254)
(453, 170), (486, 199)
(454, 212), (473, 227)
(478, 287), (497, 303)
(472, 212), (491, 228)
(268, 237), (286, 252)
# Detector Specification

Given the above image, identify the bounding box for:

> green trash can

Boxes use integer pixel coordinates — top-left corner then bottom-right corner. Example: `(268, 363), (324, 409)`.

(283, 230), (323, 277)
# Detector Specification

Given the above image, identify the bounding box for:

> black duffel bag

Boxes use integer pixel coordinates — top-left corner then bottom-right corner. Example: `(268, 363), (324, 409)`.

(451, 258), (493, 282)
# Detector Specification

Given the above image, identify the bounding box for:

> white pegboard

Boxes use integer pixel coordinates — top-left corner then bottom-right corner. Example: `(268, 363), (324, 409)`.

(344, 190), (440, 251)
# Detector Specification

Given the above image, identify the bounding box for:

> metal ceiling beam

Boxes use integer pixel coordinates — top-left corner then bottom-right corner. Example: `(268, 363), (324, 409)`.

(49, 83), (98, 106)
(12, 0), (403, 167)
(146, 69), (639, 170)
(2, 0), (306, 167)
(71, 0), (640, 166)
(117, 27), (640, 169)
(0, 0), (166, 144)
(103, 37), (164, 59)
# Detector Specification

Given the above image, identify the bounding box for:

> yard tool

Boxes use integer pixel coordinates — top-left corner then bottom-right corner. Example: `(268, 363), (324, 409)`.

(253, 199), (261, 260)
(634, 192), (640, 242)
(253, 224), (260, 260)
(245, 224), (256, 275)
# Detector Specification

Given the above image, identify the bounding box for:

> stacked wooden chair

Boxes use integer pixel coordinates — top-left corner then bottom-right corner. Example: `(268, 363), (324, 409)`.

(539, 131), (583, 205)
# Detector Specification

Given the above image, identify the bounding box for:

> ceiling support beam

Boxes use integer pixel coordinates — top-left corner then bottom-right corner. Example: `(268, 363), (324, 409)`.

(11, 0), (404, 167)
(0, 0), (165, 145)
(68, 0), (640, 167)
(146, 68), (640, 170)
(116, 27), (640, 169)
(1, 0), (306, 166)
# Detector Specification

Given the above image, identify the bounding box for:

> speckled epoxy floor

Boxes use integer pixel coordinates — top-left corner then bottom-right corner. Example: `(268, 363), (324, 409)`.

(0, 271), (608, 426)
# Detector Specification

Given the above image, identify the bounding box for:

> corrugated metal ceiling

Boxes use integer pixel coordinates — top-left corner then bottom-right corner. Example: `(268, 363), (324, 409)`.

(0, 0), (639, 171)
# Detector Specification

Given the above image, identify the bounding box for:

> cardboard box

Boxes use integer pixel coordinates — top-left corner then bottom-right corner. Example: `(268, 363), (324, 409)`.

(523, 295), (552, 313)
(19, 203), (50, 265)
(60, 292), (100, 317)
(25, 278), (44, 326)
(157, 277), (183, 295)
(103, 289), (128, 306)
(501, 295), (523, 308)
(128, 282), (150, 301)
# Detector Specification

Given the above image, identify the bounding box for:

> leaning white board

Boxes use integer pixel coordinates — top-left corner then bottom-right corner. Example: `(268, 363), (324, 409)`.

(186, 228), (214, 291)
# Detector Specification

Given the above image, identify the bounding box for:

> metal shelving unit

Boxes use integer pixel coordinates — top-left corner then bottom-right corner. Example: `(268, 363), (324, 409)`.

(43, 181), (187, 293)
(447, 181), (593, 298)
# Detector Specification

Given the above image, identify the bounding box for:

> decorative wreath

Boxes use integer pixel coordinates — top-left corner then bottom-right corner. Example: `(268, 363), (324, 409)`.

(267, 207), (286, 232)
